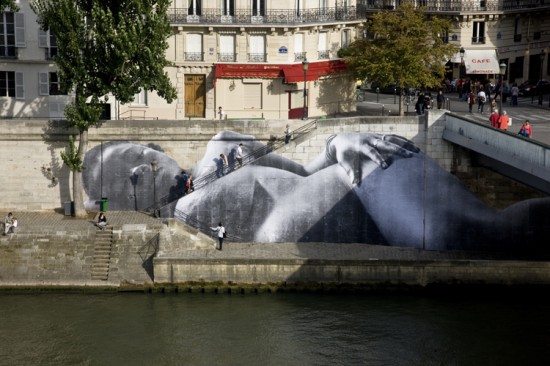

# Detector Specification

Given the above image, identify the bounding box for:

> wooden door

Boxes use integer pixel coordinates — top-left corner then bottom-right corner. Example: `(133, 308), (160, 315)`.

(185, 74), (205, 118)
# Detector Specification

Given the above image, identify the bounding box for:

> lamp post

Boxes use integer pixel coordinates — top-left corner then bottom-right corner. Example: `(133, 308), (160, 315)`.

(539, 50), (545, 106)
(499, 62), (507, 115)
(150, 159), (158, 217)
(302, 60), (309, 120)
(459, 47), (465, 78)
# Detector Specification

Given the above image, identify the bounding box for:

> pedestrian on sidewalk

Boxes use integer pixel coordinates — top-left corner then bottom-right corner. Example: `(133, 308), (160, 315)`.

(477, 87), (487, 113)
(436, 90), (444, 109)
(518, 120), (532, 138)
(498, 111), (510, 131)
(489, 109), (500, 128)
(511, 84), (519, 106)
(211, 222), (226, 250)
(218, 153), (229, 177)
(468, 89), (476, 113)
(218, 106), (226, 120)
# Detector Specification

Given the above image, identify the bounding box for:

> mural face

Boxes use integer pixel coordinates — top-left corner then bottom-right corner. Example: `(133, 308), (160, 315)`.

(83, 132), (550, 256)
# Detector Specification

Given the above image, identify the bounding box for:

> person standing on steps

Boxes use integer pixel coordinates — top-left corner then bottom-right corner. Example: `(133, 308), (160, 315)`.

(211, 222), (226, 250)
(236, 143), (244, 168)
(284, 124), (292, 144)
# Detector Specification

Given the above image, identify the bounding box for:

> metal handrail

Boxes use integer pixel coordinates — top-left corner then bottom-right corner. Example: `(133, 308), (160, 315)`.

(174, 208), (242, 242)
(147, 119), (318, 213)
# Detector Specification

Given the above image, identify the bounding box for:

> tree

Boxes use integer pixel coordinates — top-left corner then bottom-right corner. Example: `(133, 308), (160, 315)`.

(31, 0), (177, 217)
(0, 0), (18, 11)
(343, 2), (457, 116)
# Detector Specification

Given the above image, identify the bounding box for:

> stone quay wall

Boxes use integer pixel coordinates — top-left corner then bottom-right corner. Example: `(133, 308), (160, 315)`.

(0, 112), (450, 211)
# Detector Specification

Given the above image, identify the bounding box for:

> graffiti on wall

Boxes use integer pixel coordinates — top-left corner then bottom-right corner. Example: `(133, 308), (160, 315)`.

(83, 131), (550, 255)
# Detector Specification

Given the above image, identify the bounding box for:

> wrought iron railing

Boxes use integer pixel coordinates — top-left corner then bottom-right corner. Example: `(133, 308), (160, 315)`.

(184, 52), (204, 61)
(248, 53), (266, 62)
(294, 52), (307, 62)
(137, 233), (160, 280)
(174, 208), (243, 242)
(168, 6), (363, 25)
(363, 0), (550, 12)
(218, 53), (236, 62)
(318, 50), (330, 60)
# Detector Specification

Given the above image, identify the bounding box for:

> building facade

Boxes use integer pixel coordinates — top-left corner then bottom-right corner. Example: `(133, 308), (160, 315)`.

(1, 1), (549, 121)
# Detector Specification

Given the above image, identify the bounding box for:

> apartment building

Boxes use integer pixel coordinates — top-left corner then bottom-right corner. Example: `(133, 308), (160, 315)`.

(363, 0), (550, 85)
(2, 1), (548, 120)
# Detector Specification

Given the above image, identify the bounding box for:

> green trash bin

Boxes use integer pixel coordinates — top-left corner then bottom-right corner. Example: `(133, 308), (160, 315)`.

(100, 197), (108, 212)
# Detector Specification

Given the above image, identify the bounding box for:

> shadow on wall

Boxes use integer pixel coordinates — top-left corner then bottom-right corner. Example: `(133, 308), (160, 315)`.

(316, 75), (355, 115)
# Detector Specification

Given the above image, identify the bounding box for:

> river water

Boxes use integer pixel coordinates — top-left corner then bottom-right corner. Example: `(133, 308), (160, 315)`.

(1, 289), (549, 366)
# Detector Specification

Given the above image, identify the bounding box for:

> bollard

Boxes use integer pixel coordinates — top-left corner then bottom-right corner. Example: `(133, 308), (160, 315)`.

(376, 87), (380, 103)
(394, 88), (397, 104)
(381, 104), (385, 116)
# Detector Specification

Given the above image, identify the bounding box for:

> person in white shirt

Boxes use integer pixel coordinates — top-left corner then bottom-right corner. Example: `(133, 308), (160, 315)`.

(236, 143), (244, 168)
(210, 222), (226, 250)
(477, 88), (487, 113)
(218, 106), (225, 120)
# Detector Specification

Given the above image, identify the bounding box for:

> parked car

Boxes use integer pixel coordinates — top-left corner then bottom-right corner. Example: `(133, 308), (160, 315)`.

(518, 79), (550, 96)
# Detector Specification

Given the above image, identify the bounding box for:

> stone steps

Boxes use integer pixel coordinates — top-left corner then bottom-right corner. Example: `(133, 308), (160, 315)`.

(91, 227), (113, 281)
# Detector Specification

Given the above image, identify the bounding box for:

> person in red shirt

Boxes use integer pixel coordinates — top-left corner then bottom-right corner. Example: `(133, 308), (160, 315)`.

(498, 110), (510, 130)
(489, 109), (500, 128)
(519, 120), (533, 138)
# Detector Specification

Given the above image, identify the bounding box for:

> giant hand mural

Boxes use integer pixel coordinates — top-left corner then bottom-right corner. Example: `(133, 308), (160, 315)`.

(83, 131), (550, 255)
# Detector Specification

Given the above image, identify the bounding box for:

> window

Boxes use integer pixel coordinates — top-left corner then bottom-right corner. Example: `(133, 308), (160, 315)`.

(252, 0), (265, 16)
(0, 71), (23, 98)
(294, 33), (305, 61)
(243, 83), (261, 109)
(39, 72), (62, 95)
(514, 18), (522, 42)
(188, 0), (202, 15)
(185, 33), (203, 61)
(341, 29), (350, 48)
(472, 22), (485, 44)
(320, 0), (328, 15)
(38, 29), (58, 59)
(132, 89), (147, 105)
(0, 12), (25, 58)
(221, 0), (235, 16)
(249, 34), (265, 62)
(219, 34), (235, 62)
(318, 32), (329, 59)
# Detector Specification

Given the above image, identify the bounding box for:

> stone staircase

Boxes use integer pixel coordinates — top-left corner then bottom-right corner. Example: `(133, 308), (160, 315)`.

(91, 227), (113, 281)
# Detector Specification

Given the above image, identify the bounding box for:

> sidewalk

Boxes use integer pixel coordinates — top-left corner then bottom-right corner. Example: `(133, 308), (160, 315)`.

(357, 91), (550, 145)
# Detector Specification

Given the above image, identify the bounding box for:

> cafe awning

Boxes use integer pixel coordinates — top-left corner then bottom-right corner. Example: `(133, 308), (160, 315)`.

(214, 60), (348, 82)
(463, 49), (500, 74)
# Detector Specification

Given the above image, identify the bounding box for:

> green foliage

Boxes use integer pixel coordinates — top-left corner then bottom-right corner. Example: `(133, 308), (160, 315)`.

(30, 0), (177, 132)
(344, 2), (457, 91)
(60, 135), (84, 172)
(0, 0), (18, 11)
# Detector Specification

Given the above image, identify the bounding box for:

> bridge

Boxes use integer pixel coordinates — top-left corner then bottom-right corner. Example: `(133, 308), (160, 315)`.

(443, 112), (550, 194)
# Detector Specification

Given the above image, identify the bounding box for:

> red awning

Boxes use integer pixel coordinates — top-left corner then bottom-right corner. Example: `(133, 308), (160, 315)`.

(214, 60), (347, 82)
(281, 66), (319, 83)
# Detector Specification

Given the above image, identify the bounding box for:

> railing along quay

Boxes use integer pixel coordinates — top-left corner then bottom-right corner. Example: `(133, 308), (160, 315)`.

(147, 119), (318, 214)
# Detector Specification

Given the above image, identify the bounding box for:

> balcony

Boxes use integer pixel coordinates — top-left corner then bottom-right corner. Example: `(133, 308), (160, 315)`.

(472, 36), (486, 44)
(218, 53), (236, 62)
(363, 0), (550, 12)
(294, 52), (307, 62)
(184, 52), (204, 61)
(168, 6), (364, 25)
(318, 50), (330, 60)
(248, 53), (266, 62)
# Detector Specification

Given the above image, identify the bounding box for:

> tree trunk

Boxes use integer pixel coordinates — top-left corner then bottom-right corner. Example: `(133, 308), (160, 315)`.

(399, 94), (404, 116)
(73, 129), (88, 218)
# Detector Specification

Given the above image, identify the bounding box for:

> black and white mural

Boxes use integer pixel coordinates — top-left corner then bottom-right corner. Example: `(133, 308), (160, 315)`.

(83, 131), (550, 255)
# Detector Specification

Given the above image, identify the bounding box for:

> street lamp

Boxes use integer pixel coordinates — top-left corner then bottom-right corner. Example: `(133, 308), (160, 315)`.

(150, 159), (158, 217)
(302, 60), (309, 120)
(539, 50), (545, 106)
(459, 47), (465, 78)
(499, 62), (507, 115)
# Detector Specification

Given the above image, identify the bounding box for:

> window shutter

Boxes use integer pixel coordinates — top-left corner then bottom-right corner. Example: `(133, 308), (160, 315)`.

(295, 33), (303, 53)
(249, 35), (265, 54)
(39, 72), (49, 96)
(15, 13), (25, 47)
(318, 32), (327, 51)
(186, 33), (202, 53)
(220, 34), (234, 54)
(15, 72), (24, 99)
(38, 29), (48, 48)
(243, 84), (261, 109)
